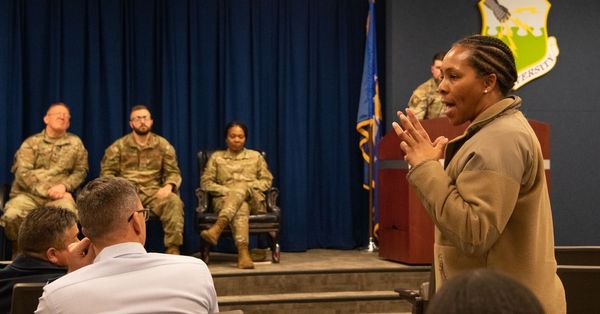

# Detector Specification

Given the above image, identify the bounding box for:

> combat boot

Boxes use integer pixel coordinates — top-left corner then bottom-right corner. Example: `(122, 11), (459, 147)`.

(200, 216), (229, 245)
(236, 242), (254, 269)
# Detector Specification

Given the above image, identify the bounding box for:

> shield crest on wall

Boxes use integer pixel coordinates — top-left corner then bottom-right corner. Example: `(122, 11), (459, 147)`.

(479, 0), (559, 89)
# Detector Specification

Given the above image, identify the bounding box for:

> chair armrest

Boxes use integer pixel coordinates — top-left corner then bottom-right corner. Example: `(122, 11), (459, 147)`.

(266, 187), (280, 215)
(0, 184), (9, 210)
(394, 288), (421, 303)
(195, 188), (209, 214)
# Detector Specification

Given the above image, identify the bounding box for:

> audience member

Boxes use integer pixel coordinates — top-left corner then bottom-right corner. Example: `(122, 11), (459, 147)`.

(0, 206), (78, 313)
(100, 104), (184, 255)
(0, 102), (88, 255)
(392, 35), (565, 314)
(407, 51), (446, 120)
(36, 176), (218, 313)
(201, 121), (273, 269)
(426, 269), (545, 314)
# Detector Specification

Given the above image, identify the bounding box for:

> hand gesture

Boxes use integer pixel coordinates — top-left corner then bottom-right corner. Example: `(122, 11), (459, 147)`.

(391, 109), (448, 166)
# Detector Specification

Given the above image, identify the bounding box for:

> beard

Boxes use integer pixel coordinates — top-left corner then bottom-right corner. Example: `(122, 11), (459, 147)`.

(133, 125), (151, 136)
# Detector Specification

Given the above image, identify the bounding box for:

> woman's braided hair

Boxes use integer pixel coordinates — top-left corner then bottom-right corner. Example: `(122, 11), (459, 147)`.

(454, 35), (518, 95)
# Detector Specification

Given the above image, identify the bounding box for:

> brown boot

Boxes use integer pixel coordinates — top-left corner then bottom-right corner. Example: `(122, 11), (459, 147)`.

(236, 243), (254, 269)
(200, 217), (229, 245)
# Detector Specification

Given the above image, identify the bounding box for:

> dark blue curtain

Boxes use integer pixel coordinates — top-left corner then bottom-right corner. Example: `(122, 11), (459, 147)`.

(0, 0), (371, 253)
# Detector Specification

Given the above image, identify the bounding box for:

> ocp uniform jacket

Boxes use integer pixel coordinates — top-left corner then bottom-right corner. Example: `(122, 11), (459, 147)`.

(407, 96), (566, 314)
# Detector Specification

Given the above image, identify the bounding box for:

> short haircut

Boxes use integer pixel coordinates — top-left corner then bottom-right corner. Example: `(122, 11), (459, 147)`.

(130, 104), (150, 115)
(47, 102), (70, 113)
(224, 121), (248, 139)
(426, 269), (544, 314)
(453, 35), (518, 95)
(18, 206), (78, 255)
(76, 177), (139, 239)
(432, 51), (446, 63)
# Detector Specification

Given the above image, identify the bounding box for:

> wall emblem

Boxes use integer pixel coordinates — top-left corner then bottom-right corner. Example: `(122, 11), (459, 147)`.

(479, 0), (559, 89)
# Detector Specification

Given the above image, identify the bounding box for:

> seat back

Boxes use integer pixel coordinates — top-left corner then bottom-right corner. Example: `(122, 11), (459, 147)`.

(198, 150), (268, 175)
(554, 246), (600, 314)
(10, 282), (46, 314)
(557, 265), (600, 314)
(0, 183), (9, 210)
(555, 246), (600, 266)
(0, 184), (12, 260)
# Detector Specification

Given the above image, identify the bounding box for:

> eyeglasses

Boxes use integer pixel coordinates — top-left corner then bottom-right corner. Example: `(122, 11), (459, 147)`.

(130, 115), (150, 123)
(128, 208), (150, 222)
(47, 112), (71, 118)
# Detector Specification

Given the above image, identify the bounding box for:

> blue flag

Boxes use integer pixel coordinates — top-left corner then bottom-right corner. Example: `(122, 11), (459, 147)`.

(356, 0), (382, 239)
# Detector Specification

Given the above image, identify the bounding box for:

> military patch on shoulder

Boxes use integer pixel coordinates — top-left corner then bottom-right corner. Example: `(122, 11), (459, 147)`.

(479, 0), (559, 89)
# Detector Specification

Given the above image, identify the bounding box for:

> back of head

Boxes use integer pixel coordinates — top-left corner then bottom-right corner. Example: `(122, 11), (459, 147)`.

(76, 177), (139, 240)
(426, 269), (544, 314)
(453, 35), (518, 95)
(18, 206), (77, 257)
(432, 51), (446, 63)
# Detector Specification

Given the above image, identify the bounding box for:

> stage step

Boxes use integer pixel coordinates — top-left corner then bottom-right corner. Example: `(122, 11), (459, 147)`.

(219, 291), (410, 313)
(206, 249), (430, 313)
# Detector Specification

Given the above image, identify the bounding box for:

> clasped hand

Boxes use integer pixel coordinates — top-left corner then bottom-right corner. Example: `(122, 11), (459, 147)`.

(391, 109), (448, 166)
(154, 184), (173, 199)
(47, 184), (71, 200)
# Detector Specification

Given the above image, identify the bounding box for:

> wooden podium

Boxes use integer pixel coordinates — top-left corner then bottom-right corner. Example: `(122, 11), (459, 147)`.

(377, 117), (550, 264)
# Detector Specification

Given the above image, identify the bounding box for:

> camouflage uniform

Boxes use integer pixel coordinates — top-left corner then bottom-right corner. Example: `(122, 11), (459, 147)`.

(100, 133), (184, 248)
(0, 130), (88, 241)
(201, 149), (273, 245)
(407, 77), (445, 120)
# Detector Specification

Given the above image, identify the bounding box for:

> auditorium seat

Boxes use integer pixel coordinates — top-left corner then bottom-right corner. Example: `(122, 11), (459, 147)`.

(195, 150), (281, 264)
(555, 246), (600, 266)
(555, 246), (600, 313)
(10, 282), (45, 314)
(396, 247), (600, 314)
(557, 265), (600, 314)
(395, 287), (427, 314)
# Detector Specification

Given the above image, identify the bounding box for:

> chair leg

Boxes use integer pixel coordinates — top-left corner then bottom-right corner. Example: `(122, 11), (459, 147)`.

(269, 231), (280, 263)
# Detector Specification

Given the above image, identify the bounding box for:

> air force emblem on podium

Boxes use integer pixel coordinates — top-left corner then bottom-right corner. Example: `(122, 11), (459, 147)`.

(479, 0), (559, 90)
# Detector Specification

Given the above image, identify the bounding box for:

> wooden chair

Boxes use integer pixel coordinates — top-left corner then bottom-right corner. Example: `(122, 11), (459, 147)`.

(0, 184), (13, 260)
(195, 150), (281, 264)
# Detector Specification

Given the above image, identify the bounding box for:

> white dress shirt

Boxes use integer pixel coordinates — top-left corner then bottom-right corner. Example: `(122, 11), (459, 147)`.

(36, 242), (219, 313)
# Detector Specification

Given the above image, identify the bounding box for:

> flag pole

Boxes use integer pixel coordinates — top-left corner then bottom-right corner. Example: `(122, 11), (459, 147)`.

(366, 121), (378, 252)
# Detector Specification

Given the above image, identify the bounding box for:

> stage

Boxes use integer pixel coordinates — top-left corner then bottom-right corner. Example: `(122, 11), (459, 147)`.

(202, 249), (430, 314)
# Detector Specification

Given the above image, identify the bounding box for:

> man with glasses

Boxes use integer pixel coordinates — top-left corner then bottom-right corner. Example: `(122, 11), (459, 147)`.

(36, 176), (218, 313)
(1, 102), (88, 256)
(100, 104), (184, 255)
